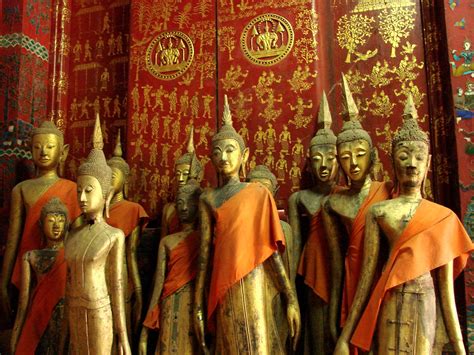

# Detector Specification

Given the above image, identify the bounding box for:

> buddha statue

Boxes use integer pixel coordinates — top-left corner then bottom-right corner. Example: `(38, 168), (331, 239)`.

(0, 121), (81, 323)
(160, 126), (203, 240)
(343, 95), (473, 354)
(139, 179), (202, 354)
(107, 130), (149, 339)
(11, 198), (69, 354)
(64, 116), (131, 355)
(288, 92), (339, 354)
(194, 95), (300, 354)
(322, 74), (392, 350)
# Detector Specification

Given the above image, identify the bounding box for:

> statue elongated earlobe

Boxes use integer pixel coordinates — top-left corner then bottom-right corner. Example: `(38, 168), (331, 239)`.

(105, 189), (114, 219)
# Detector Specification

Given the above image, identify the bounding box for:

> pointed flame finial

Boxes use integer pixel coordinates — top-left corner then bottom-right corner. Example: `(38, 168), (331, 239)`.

(403, 93), (418, 120)
(93, 113), (104, 150)
(222, 94), (233, 126)
(341, 73), (359, 121)
(113, 129), (123, 157)
(318, 91), (332, 130)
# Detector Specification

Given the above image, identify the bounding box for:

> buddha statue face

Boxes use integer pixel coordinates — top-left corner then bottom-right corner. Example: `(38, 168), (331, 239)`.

(32, 134), (63, 170)
(393, 141), (429, 190)
(110, 167), (125, 195)
(42, 213), (66, 242)
(211, 138), (249, 178)
(337, 139), (371, 183)
(175, 163), (191, 187)
(309, 144), (338, 183)
(176, 190), (199, 224)
(77, 175), (106, 218)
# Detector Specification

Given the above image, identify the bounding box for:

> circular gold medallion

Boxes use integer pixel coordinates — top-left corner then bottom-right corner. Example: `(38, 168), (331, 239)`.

(240, 13), (294, 66)
(146, 31), (194, 80)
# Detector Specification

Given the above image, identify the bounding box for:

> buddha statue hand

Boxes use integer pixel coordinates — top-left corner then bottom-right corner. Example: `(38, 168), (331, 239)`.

(287, 301), (301, 351)
(138, 328), (148, 355)
(118, 331), (132, 355)
(194, 307), (209, 354)
(334, 338), (350, 355)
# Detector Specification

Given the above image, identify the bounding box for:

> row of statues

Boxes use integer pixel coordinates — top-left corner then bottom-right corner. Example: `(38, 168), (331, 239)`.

(0, 74), (473, 354)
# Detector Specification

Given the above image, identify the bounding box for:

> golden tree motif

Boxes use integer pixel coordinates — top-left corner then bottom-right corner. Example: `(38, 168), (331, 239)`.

(337, 14), (375, 63)
(292, 37), (318, 64)
(174, 3), (192, 29)
(219, 26), (236, 61)
(195, 0), (212, 18)
(295, 8), (318, 37)
(378, 6), (416, 58)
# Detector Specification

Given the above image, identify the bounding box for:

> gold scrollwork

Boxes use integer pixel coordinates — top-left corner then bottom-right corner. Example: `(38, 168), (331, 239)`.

(146, 31), (194, 80)
(241, 13), (294, 66)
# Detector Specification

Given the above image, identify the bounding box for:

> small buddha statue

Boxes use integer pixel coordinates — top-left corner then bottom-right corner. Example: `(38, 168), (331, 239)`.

(288, 92), (339, 354)
(0, 121), (81, 322)
(194, 95), (300, 354)
(322, 74), (392, 349)
(11, 198), (69, 354)
(107, 130), (149, 338)
(139, 179), (202, 354)
(160, 126), (203, 239)
(64, 115), (131, 355)
(343, 95), (473, 354)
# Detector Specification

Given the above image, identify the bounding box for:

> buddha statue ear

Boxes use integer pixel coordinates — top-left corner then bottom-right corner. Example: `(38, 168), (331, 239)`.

(58, 143), (70, 177)
(421, 154), (432, 198)
(104, 188), (114, 219)
(240, 147), (250, 179)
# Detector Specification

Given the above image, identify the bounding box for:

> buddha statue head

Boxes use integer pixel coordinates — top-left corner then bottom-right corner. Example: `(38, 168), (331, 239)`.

(176, 179), (202, 225)
(336, 74), (373, 186)
(107, 130), (130, 198)
(39, 197), (69, 246)
(391, 94), (430, 195)
(175, 126), (203, 187)
(211, 95), (249, 182)
(77, 115), (113, 221)
(247, 165), (278, 196)
(308, 91), (338, 186)
(31, 121), (69, 174)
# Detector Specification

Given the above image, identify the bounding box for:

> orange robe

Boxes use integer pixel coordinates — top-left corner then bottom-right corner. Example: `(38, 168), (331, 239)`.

(107, 200), (149, 237)
(341, 181), (391, 325)
(16, 248), (67, 354)
(12, 179), (81, 288)
(143, 231), (200, 329)
(207, 183), (285, 324)
(351, 199), (474, 351)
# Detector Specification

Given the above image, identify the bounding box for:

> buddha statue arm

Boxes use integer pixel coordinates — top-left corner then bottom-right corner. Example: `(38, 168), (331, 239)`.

(1, 185), (25, 320)
(322, 199), (344, 342)
(127, 225), (142, 335)
(194, 197), (211, 354)
(10, 253), (31, 353)
(110, 233), (131, 355)
(438, 261), (465, 354)
(334, 208), (379, 354)
(287, 193), (301, 282)
(139, 239), (166, 355)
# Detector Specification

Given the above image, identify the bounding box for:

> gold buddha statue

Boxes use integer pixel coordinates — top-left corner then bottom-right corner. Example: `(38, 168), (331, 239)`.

(288, 92), (339, 354)
(139, 179), (202, 354)
(64, 116), (131, 355)
(11, 198), (69, 354)
(322, 74), (392, 349)
(107, 130), (149, 339)
(0, 121), (81, 324)
(194, 95), (300, 354)
(160, 126), (203, 239)
(338, 95), (473, 354)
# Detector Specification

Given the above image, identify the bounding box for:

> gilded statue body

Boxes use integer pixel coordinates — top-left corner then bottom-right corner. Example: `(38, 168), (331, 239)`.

(0, 122), (80, 324)
(64, 117), (131, 355)
(341, 96), (473, 354)
(140, 180), (202, 354)
(11, 198), (69, 354)
(322, 76), (391, 352)
(289, 92), (338, 354)
(107, 131), (149, 340)
(194, 96), (300, 355)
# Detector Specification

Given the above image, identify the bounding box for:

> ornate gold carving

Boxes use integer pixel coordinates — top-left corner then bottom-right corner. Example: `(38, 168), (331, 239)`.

(394, 81), (425, 108)
(219, 26), (237, 61)
(344, 69), (367, 95)
(293, 37), (318, 64)
(146, 31), (194, 80)
(352, 0), (415, 13)
(361, 90), (395, 118)
(241, 13), (294, 66)
(392, 55), (424, 83)
(287, 65), (317, 93)
(337, 14), (375, 63)
(378, 6), (416, 58)
(366, 60), (393, 87)
(221, 65), (248, 90)
(288, 97), (313, 128)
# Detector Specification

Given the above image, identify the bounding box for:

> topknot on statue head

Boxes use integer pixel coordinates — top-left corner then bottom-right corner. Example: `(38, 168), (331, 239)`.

(211, 95), (246, 152)
(107, 129), (130, 180)
(32, 121), (65, 146)
(176, 125), (203, 180)
(310, 91), (337, 148)
(78, 114), (112, 198)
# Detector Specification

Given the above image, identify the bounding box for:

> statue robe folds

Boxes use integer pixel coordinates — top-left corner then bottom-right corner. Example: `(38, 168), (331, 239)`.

(12, 179), (81, 288)
(16, 249), (67, 354)
(107, 200), (149, 237)
(341, 181), (391, 325)
(351, 199), (474, 351)
(207, 183), (286, 354)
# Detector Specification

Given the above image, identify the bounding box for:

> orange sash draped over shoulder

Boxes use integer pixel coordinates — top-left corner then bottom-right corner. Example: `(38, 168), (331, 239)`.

(143, 231), (200, 330)
(16, 248), (67, 354)
(107, 200), (149, 237)
(207, 183), (285, 322)
(351, 199), (474, 351)
(12, 179), (80, 288)
(297, 210), (330, 303)
(341, 181), (391, 325)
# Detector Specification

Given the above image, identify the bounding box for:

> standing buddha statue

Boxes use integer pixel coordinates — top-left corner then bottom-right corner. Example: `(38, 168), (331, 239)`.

(64, 116), (131, 355)
(0, 121), (81, 324)
(289, 92), (339, 354)
(139, 179), (202, 354)
(107, 130), (149, 338)
(193, 95), (300, 354)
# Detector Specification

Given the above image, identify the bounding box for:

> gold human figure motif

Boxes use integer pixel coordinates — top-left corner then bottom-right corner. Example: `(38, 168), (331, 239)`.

(288, 97), (313, 128)
(72, 40), (81, 62)
(229, 91), (253, 122)
(131, 84), (140, 110)
(83, 40), (92, 61)
(362, 90), (395, 118)
(264, 123), (276, 151)
(259, 90), (283, 123)
(366, 60), (394, 88)
(70, 98), (78, 121)
(168, 88), (178, 114)
(190, 92), (200, 118)
(92, 96), (100, 117)
(196, 121), (212, 149)
(237, 122), (249, 144)
(344, 69), (367, 95)
(102, 96), (112, 118)
(108, 33), (116, 56)
(102, 11), (111, 33)
(221, 65), (249, 91)
(151, 114), (160, 139)
(279, 124), (292, 155)
(161, 143), (172, 168)
(263, 150), (275, 169)
(162, 116), (172, 139)
(171, 117), (182, 143)
(291, 137), (305, 165)
(394, 81), (426, 108)
(132, 135), (145, 162)
(79, 96), (90, 120)
(113, 95), (121, 118)
(149, 142), (158, 166)
(142, 84), (153, 108)
(393, 55), (424, 83)
(254, 125), (265, 155)
(289, 161), (302, 192)
(95, 36), (105, 58)
(139, 108), (149, 134)
(115, 32), (124, 54)
(275, 153), (288, 182)
(202, 94), (213, 119)
(287, 65), (317, 93)
(152, 85), (166, 111)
